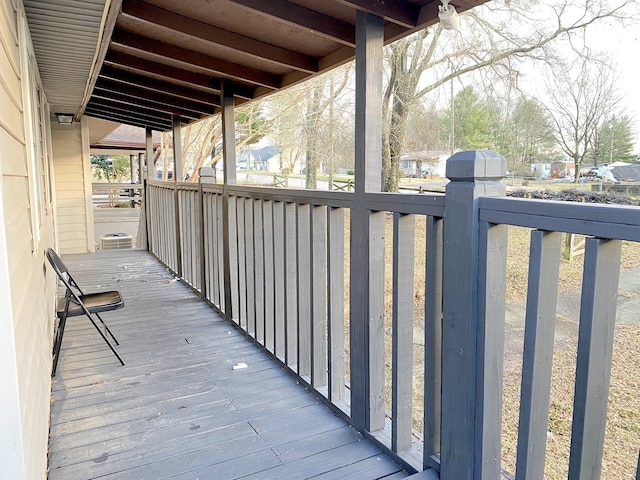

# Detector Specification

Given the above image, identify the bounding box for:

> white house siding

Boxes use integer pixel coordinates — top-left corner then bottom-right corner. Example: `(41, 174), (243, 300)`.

(52, 116), (95, 254)
(0, 0), (57, 478)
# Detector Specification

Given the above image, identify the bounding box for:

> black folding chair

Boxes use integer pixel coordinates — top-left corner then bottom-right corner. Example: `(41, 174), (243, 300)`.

(46, 248), (125, 376)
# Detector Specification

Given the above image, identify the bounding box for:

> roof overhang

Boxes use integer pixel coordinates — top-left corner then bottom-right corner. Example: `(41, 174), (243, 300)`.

(26, 0), (489, 132)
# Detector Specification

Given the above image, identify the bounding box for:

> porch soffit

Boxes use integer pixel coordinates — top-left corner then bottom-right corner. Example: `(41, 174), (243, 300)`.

(28, 0), (490, 132)
(23, 0), (108, 116)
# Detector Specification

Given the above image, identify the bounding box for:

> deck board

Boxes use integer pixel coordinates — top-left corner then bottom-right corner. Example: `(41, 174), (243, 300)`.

(48, 250), (408, 480)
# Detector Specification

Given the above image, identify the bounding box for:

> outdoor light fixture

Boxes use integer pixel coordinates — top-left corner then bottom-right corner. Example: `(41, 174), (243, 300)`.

(438, 0), (460, 30)
(55, 113), (75, 125)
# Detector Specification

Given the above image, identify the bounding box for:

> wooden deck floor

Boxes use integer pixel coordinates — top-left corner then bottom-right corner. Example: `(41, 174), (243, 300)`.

(48, 250), (409, 480)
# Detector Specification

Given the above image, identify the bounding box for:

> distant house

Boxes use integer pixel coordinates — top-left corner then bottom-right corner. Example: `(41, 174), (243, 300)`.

(550, 161), (575, 179)
(238, 146), (281, 172)
(400, 150), (453, 177)
(530, 163), (551, 179)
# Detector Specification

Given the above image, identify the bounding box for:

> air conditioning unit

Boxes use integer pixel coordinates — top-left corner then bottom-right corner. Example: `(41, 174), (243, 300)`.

(100, 233), (133, 250)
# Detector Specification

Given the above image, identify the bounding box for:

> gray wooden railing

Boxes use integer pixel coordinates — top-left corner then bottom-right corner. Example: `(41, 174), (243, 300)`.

(145, 151), (640, 479)
(92, 182), (143, 207)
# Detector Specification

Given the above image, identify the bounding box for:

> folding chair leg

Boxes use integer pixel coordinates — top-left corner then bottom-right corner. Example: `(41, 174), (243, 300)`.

(95, 312), (120, 345)
(51, 315), (68, 377)
(85, 312), (125, 367)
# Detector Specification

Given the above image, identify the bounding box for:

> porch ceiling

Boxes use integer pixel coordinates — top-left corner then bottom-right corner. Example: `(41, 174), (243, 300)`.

(29, 0), (489, 132)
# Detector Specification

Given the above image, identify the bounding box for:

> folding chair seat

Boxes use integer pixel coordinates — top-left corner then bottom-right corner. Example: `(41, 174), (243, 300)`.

(46, 248), (125, 376)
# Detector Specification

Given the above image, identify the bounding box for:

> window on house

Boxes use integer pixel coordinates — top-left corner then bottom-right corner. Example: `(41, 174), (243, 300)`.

(19, 13), (53, 248)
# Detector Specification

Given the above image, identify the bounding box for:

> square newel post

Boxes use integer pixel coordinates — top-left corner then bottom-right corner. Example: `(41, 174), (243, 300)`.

(350, 10), (385, 434)
(221, 80), (237, 322)
(440, 150), (507, 480)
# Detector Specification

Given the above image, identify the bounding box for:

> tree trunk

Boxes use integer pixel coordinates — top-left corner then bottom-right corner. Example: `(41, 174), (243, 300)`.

(305, 85), (321, 189)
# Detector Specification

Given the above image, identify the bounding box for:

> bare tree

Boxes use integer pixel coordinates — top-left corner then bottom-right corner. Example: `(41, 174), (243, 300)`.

(545, 56), (620, 180)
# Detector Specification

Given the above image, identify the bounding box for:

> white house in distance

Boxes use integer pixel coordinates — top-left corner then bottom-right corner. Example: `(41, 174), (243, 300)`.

(400, 150), (453, 177)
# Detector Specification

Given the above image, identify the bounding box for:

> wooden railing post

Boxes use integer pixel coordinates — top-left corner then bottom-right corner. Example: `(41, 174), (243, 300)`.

(221, 80), (237, 322)
(172, 115), (183, 277)
(440, 150), (506, 479)
(143, 127), (153, 252)
(350, 10), (384, 434)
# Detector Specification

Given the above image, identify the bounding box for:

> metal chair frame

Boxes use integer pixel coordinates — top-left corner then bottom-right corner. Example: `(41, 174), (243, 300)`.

(46, 248), (125, 376)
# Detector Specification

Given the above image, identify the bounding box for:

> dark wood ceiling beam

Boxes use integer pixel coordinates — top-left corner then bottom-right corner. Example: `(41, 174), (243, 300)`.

(88, 98), (168, 120)
(88, 94), (203, 121)
(87, 101), (173, 126)
(85, 109), (172, 131)
(99, 65), (220, 106)
(122, 0), (318, 74)
(334, 0), (419, 28)
(230, 0), (356, 47)
(111, 30), (281, 89)
(93, 79), (218, 117)
(104, 50), (255, 100)
(105, 50), (218, 93)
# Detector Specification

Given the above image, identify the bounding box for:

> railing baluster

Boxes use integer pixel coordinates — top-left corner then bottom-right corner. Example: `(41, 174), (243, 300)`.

(568, 237), (622, 479)
(245, 198), (256, 336)
(476, 221), (508, 479)
(297, 203), (311, 378)
(263, 200), (275, 351)
(273, 201), (286, 360)
(285, 202), (298, 367)
(253, 199), (265, 343)
(227, 196), (239, 323)
(369, 210), (386, 431)
(203, 193), (212, 303)
(392, 212), (416, 453)
(311, 205), (328, 389)
(217, 193), (225, 310)
(424, 215), (443, 469)
(236, 196), (247, 329)
(328, 207), (345, 402)
(516, 230), (562, 479)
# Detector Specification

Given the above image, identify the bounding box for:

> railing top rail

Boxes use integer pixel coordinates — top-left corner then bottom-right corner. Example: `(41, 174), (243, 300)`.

(92, 182), (143, 190)
(200, 184), (447, 215)
(148, 179), (177, 189)
(480, 196), (640, 242)
(225, 184), (353, 207)
(364, 192), (445, 216)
